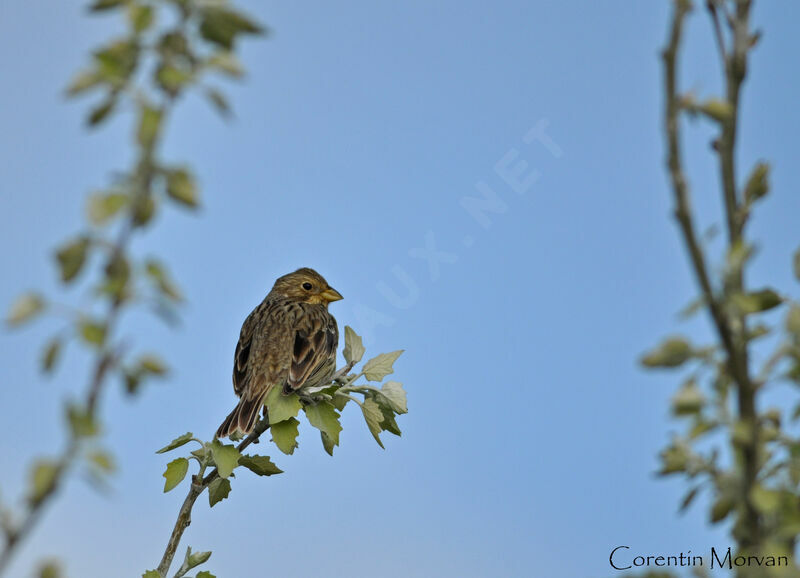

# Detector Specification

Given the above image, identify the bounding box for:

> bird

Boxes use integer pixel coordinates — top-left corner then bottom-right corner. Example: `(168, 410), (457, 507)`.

(215, 267), (342, 439)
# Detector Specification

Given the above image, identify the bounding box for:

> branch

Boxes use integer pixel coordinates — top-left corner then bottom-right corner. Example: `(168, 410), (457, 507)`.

(3, 2), (265, 574)
(663, 0), (760, 550)
(714, 0), (760, 549)
(706, 0), (728, 70)
(155, 392), (286, 576)
(332, 360), (357, 381)
(156, 357), (360, 576)
(0, 221), (135, 575)
(662, 0), (742, 382)
(0, 32), (178, 575)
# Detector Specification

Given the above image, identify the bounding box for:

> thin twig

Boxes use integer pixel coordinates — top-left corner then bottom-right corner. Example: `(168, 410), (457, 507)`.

(156, 389), (295, 576)
(706, 0), (728, 70)
(662, 0), (741, 384)
(332, 360), (356, 381)
(156, 358), (356, 576)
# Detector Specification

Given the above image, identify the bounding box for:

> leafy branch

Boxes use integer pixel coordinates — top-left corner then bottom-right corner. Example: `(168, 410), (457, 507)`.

(646, 0), (800, 573)
(148, 327), (407, 577)
(1, 0), (263, 575)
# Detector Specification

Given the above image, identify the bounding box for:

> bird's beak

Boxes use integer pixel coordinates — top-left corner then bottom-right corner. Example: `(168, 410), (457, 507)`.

(320, 287), (343, 303)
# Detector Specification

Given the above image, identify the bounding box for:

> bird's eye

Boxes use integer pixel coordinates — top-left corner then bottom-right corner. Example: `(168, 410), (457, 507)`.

(302, 282), (313, 291)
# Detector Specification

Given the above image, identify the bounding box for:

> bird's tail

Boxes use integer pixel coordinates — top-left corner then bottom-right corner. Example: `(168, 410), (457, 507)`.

(216, 394), (264, 439)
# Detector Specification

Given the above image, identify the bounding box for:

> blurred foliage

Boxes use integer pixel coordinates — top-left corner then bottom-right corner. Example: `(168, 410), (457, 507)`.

(1, 0), (262, 575)
(642, 1), (800, 577)
(2, 2), (408, 577)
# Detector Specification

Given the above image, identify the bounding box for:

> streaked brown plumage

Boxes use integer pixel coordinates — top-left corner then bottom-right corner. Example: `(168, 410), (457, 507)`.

(216, 268), (342, 439)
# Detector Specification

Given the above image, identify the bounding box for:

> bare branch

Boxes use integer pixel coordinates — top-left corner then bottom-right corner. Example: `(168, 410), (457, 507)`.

(706, 0), (728, 70)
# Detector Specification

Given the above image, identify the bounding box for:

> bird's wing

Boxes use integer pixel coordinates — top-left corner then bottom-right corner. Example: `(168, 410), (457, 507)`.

(232, 301), (268, 397)
(285, 308), (338, 392)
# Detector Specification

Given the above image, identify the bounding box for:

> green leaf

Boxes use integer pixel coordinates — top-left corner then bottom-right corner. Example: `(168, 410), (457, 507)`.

(726, 240), (754, 277)
(208, 477), (231, 507)
(205, 87), (230, 117)
(744, 162), (770, 204)
(320, 431), (336, 456)
(199, 7), (265, 50)
(206, 52), (244, 77)
(41, 338), (62, 373)
(128, 4), (154, 33)
(671, 379), (705, 416)
(131, 194), (157, 227)
(303, 402), (342, 448)
(191, 446), (209, 462)
(657, 442), (688, 476)
(6, 293), (45, 326)
(162, 457), (189, 492)
(88, 96), (117, 126)
(238, 454), (283, 476)
(124, 369), (143, 395)
(677, 296), (705, 320)
(332, 391), (349, 412)
(751, 486), (782, 514)
(145, 258), (184, 301)
(362, 350), (404, 381)
(137, 105), (162, 148)
(166, 167), (199, 208)
(679, 486), (701, 513)
(93, 39), (138, 83)
(746, 323), (770, 341)
(710, 496), (734, 523)
(186, 547), (212, 569)
(699, 98), (733, 123)
(138, 354), (168, 376)
(157, 31), (189, 59)
(271, 418), (300, 455)
(688, 418), (717, 440)
(142, 571), (160, 578)
(65, 69), (103, 97)
(155, 64), (192, 96)
(79, 320), (107, 347)
(196, 572), (216, 578)
(794, 248), (800, 283)
(787, 306), (800, 339)
(66, 403), (99, 437)
(90, 0), (126, 11)
(210, 440), (240, 479)
(343, 326), (366, 364)
(88, 450), (115, 473)
(28, 459), (58, 505)
(378, 404), (402, 437)
(360, 398), (385, 449)
(156, 432), (194, 454)
(87, 192), (128, 225)
(55, 237), (90, 282)
(731, 289), (783, 314)
(103, 252), (131, 298)
(265, 386), (301, 424)
(640, 337), (692, 368)
(38, 561), (61, 578)
(379, 381), (407, 414)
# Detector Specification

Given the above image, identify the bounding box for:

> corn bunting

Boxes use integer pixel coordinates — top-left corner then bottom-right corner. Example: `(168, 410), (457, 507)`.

(216, 268), (342, 438)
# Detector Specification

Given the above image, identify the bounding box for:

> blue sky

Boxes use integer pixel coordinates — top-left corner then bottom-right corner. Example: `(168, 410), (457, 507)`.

(1, 1), (800, 577)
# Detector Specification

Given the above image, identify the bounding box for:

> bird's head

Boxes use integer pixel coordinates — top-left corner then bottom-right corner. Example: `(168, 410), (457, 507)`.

(271, 267), (343, 306)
